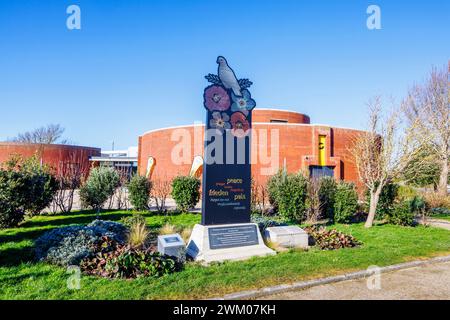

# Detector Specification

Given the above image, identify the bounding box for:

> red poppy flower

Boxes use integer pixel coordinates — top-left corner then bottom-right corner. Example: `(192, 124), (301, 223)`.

(230, 112), (250, 138)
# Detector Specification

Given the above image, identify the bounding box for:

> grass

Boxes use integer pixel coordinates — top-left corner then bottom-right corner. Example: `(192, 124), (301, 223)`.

(0, 210), (449, 300)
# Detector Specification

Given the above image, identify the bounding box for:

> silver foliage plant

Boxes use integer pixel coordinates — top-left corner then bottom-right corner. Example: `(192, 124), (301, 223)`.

(35, 220), (127, 266)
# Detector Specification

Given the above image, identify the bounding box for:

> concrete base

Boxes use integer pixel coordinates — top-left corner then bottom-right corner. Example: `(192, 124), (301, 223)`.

(186, 223), (275, 264)
(264, 226), (309, 249)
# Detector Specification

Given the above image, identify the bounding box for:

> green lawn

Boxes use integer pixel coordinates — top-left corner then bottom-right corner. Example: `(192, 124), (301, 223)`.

(0, 210), (449, 300)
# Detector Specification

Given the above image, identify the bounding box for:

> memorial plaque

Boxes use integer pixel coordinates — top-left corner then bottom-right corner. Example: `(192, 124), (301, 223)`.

(202, 56), (256, 225)
(208, 225), (259, 249)
(164, 236), (181, 244)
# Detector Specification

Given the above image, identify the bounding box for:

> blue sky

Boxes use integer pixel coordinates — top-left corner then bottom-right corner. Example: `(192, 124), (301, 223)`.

(0, 0), (448, 150)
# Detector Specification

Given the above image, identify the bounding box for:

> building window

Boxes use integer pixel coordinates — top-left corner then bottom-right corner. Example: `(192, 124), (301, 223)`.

(309, 166), (334, 179)
(270, 119), (288, 123)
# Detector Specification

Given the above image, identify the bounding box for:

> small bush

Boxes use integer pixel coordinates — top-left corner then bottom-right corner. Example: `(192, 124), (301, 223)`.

(0, 203), (24, 229)
(20, 156), (58, 216)
(386, 201), (415, 226)
(79, 167), (120, 211)
(422, 192), (450, 210)
(120, 214), (146, 228)
(397, 185), (419, 201)
(251, 214), (287, 232)
(318, 177), (337, 220)
(430, 207), (450, 216)
(159, 223), (177, 235)
(365, 182), (399, 219)
(35, 220), (127, 266)
(127, 220), (149, 248)
(180, 227), (192, 243)
(128, 175), (152, 211)
(171, 176), (201, 212)
(0, 156), (58, 227)
(81, 243), (180, 279)
(304, 226), (361, 250)
(269, 172), (308, 222)
(267, 170), (285, 211)
(334, 182), (358, 223)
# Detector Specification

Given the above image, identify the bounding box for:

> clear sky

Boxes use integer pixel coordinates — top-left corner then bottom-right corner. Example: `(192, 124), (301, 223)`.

(0, 0), (448, 150)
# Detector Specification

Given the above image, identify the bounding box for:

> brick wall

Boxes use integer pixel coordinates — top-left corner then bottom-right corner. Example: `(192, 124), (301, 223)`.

(0, 142), (100, 174)
(138, 110), (366, 191)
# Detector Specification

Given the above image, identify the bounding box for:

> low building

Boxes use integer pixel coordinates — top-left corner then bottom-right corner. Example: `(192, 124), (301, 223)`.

(0, 142), (100, 174)
(90, 147), (138, 180)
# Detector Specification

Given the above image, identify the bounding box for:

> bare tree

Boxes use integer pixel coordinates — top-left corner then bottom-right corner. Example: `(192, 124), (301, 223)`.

(402, 64), (449, 196)
(251, 179), (270, 215)
(151, 176), (171, 213)
(111, 167), (131, 210)
(351, 97), (420, 228)
(306, 177), (323, 224)
(11, 124), (68, 144)
(52, 151), (90, 213)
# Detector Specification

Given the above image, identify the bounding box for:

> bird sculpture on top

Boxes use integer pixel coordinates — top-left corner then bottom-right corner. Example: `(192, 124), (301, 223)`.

(205, 56), (253, 96)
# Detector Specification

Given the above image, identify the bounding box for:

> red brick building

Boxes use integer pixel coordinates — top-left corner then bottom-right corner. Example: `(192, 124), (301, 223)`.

(0, 142), (100, 174)
(138, 109), (365, 188)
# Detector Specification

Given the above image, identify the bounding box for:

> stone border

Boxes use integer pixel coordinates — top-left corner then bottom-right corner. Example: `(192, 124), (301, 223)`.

(212, 255), (450, 300)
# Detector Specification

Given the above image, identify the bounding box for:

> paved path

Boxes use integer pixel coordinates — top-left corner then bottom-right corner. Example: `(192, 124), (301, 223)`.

(259, 261), (450, 300)
(426, 218), (450, 231)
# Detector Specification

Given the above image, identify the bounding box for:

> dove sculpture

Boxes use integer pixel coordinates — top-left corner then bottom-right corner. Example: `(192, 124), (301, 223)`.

(217, 56), (242, 97)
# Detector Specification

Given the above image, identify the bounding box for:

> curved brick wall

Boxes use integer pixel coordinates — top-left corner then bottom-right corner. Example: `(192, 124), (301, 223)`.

(138, 109), (365, 189)
(252, 109), (310, 124)
(0, 142), (100, 173)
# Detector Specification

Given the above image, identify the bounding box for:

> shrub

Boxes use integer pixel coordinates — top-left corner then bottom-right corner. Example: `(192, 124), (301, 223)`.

(267, 170), (285, 211)
(422, 192), (450, 210)
(365, 182), (399, 219)
(430, 207), (450, 216)
(334, 182), (358, 223)
(318, 177), (337, 220)
(304, 226), (361, 250)
(128, 175), (152, 211)
(180, 227), (192, 243)
(270, 172), (308, 222)
(120, 214), (146, 228)
(159, 223), (177, 235)
(79, 167), (120, 211)
(20, 156), (58, 216)
(35, 220), (127, 266)
(171, 176), (201, 212)
(397, 185), (419, 202)
(0, 203), (24, 229)
(251, 214), (287, 232)
(385, 201), (415, 226)
(0, 156), (57, 227)
(81, 242), (180, 279)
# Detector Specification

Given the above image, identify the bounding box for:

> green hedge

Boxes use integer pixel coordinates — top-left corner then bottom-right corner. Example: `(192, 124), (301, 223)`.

(128, 175), (152, 211)
(171, 176), (201, 213)
(334, 182), (358, 223)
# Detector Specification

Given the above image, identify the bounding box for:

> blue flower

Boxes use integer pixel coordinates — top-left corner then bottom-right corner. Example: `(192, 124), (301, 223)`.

(231, 89), (256, 115)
